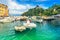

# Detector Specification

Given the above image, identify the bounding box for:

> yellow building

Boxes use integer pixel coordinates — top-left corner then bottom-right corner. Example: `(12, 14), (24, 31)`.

(0, 4), (9, 17)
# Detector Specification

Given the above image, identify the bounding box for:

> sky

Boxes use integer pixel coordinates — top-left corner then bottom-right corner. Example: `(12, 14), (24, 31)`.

(0, 0), (60, 15)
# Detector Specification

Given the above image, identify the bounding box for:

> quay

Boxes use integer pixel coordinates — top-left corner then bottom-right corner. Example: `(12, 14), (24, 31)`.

(41, 16), (55, 21)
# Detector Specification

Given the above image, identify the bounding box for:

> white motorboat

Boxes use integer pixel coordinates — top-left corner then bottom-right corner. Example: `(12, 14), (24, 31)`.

(23, 23), (36, 29)
(0, 17), (15, 23)
(15, 20), (36, 32)
(32, 19), (43, 23)
(36, 19), (43, 23)
(31, 16), (43, 23)
(15, 26), (26, 32)
(23, 20), (36, 29)
(15, 23), (36, 32)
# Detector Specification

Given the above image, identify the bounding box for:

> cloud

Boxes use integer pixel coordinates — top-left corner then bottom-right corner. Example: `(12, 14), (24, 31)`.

(0, 0), (8, 5)
(8, 0), (35, 15)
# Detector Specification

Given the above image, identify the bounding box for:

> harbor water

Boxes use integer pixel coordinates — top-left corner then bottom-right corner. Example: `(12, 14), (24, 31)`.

(0, 20), (60, 40)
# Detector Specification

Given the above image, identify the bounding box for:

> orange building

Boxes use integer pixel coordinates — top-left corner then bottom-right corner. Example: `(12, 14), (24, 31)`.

(0, 4), (9, 17)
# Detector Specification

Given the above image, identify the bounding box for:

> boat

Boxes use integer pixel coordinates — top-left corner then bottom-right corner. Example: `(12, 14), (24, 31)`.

(0, 17), (15, 23)
(15, 23), (36, 32)
(23, 20), (36, 29)
(31, 16), (43, 23)
(15, 20), (36, 32)
(35, 19), (43, 23)
(23, 23), (36, 29)
(15, 26), (26, 32)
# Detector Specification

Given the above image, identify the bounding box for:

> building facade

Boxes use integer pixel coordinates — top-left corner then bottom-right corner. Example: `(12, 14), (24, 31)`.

(0, 4), (9, 17)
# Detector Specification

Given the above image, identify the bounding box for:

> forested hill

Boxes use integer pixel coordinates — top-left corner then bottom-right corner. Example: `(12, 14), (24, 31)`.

(22, 4), (60, 16)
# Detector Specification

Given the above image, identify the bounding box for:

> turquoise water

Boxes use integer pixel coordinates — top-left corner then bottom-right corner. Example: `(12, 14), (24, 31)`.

(0, 21), (60, 40)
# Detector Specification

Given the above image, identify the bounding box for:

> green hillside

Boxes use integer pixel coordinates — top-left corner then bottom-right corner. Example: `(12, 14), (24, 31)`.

(22, 4), (60, 16)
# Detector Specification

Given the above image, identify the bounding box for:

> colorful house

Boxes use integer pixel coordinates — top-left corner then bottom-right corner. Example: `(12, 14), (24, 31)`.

(0, 4), (9, 17)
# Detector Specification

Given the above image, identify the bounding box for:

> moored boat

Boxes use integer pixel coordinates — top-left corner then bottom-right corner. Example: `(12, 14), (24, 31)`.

(0, 17), (15, 23)
(23, 20), (36, 29)
(15, 26), (26, 32)
(15, 19), (36, 32)
(23, 23), (36, 29)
